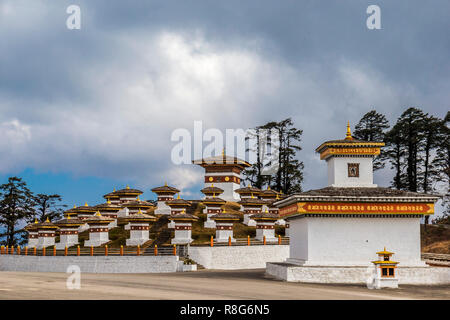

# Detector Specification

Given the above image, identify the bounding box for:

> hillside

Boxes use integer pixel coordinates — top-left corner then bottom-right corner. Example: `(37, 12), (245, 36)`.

(421, 224), (450, 254)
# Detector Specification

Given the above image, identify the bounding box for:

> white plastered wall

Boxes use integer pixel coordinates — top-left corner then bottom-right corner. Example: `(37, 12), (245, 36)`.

(288, 216), (425, 267)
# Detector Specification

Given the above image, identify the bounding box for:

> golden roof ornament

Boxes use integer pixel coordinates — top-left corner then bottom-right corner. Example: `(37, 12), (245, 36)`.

(345, 121), (353, 140)
(267, 186), (271, 190)
(45, 217), (50, 223)
(73, 205), (76, 208)
(84, 202), (88, 207)
(113, 187), (116, 192)
(67, 214), (71, 220)
(126, 185), (130, 189)
(138, 208), (143, 214)
(177, 194), (180, 200)
(34, 218), (38, 224)
(107, 199), (111, 204)
(164, 181), (168, 186)
(222, 207), (227, 214)
(95, 211), (101, 217)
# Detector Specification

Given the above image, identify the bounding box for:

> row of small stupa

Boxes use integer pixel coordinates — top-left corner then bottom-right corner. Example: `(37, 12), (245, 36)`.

(24, 183), (288, 249)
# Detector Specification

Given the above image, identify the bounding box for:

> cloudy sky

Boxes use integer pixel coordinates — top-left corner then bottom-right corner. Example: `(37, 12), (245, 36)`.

(0, 1), (449, 212)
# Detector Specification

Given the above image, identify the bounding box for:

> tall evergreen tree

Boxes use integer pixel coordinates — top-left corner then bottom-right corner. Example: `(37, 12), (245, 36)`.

(385, 123), (406, 190)
(0, 177), (35, 246)
(386, 108), (427, 192)
(353, 110), (390, 170)
(32, 194), (66, 223)
(244, 118), (304, 194)
(420, 115), (443, 194)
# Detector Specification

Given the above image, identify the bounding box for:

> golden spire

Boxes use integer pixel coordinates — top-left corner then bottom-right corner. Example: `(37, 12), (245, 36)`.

(67, 214), (71, 220)
(73, 205), (76, 208)
(222, 148), (225, 157)
(84, 202), (88, 207)
(251, 193), (255, 199)
(177, 194), (180, 199)
(345, 121), (353, 140)
(213, 192), (216, 198)
(95, 211), (101, 217)
(107, 199), (111, 205)
(265, 208), (269, 213)
(137, 196), (140, 201)
(267, 186), (271, 190)
(181, 209), (186, 214)
(34, 218), (38, 224)
(138, 208), (143, 214)
(276, 193), (280, 200)
(113, 187), (116, 192)
(222, 207), (227, 214)
(211, 183), (214, 187)
(164, 181), (168, 186)
(45, 217), (50, 223)
(126, 185), (130, 189)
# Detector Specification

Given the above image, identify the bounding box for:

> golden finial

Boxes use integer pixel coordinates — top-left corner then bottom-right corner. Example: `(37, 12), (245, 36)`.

(107, 199), (111, 205)
(345, 121), (353, 140)
(222, 207), (227, 214)
(177, 194), (180, 199)
(213, 192), (216, 198)
(137, 196), (140, 201)
(73, 205), (76, 208)
(384, 246), (386, 251)
(67, 214), (71, 220)
(138, 208), (143, 214)
(126, 185), (130, 189)
(45, 217), (50, 223)
(211, 183), (214, 187)
(276, 193), (280, 200)
(265, 208), (269, 213)
(34, 218), (38, 224)
(95, 211), (101, 217)
(113, 187), (116, 192)
(222, 148), (225, 157)
(164, 181), (168, 186)
(251, 193), (255, 199)
(84, 202), (88, 207)
(181, 209), (186, 214)
(267, 186), (271, 190)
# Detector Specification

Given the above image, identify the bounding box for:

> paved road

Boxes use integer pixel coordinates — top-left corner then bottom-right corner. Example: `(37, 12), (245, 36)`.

(0, 269), (448, 300)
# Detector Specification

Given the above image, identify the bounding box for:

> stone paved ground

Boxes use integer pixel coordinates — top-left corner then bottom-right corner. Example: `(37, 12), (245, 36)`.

(0, 269), (448, 300)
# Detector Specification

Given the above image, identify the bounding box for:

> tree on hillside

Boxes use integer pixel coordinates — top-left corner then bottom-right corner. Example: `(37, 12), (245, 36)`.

(32, 194), (66, 223)
(244, 118), (304, 194)
(353, 110), (390, 170)
(244, 127), (269, 189)
(385, 122), (406, 190)
(385, 108), (428, 192)
(0, 177), (35, 246)
(432, 111), (450, 191)
(420, 114), (443, 194)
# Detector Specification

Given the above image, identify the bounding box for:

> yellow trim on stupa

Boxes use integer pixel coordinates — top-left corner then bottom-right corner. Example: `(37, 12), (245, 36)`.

(345, 121), (353, 140)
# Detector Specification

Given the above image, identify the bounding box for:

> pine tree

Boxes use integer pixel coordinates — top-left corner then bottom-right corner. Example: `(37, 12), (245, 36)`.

(353, 110), (390, 170)
(385, 123), (406, 190)
(244, 118), (304, 194)
(32, 194), (66, 223)
(0, 177), (35, 246)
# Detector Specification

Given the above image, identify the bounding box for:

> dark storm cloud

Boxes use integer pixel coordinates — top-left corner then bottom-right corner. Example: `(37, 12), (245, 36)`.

(0, 0), (449, 197)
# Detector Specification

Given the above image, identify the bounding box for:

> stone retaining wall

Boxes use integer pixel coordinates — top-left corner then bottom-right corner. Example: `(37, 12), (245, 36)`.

(0, 255), (184, 273)
(188, 245), (289, 269)
(266, 262), (450, 285)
